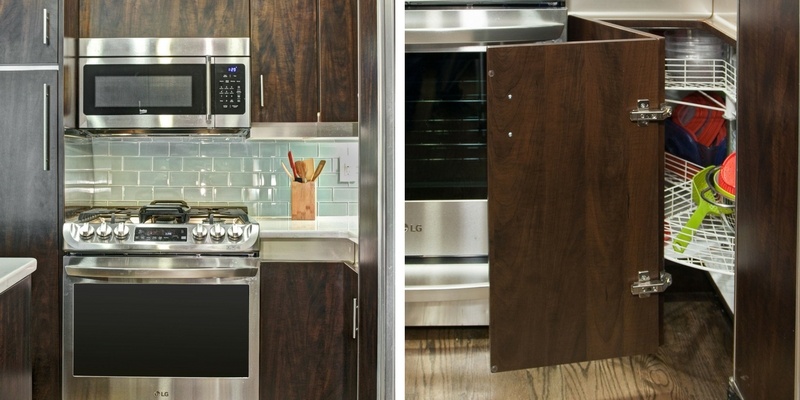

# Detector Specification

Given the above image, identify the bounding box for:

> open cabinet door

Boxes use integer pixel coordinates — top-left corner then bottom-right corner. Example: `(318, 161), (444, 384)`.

(487, 17), (665, 372)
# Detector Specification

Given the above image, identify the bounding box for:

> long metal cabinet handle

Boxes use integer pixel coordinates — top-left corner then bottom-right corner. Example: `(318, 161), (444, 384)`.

(352, 298), (358, 339)
(259, 74), (264, 107)
(206, 56), (212, 124)
(42, 83), (50, 171)
(42, 9), (50, 45)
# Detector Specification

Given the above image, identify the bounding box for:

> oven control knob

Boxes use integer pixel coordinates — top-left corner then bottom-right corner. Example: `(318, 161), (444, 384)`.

(209, 223), (226, 241)
(78, 223), (95, 240)
(113, 222), (130, 240)
(96, 222), (113, 240)
(192, 223), (209, 241)
(227, 224), (244, 241)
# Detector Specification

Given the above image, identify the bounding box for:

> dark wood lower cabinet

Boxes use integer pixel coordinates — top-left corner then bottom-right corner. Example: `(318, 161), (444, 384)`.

(260, 262), (358, 399)
(0, 277), (32, 400)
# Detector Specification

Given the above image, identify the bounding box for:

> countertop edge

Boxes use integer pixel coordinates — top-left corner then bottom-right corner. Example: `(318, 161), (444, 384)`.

(0, 258), (37, 295)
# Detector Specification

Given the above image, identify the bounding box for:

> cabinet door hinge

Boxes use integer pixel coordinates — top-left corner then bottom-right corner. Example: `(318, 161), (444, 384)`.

(631, 271), (673, 298)
(629, 99), (672, 126)
(352, 298), (358, 340)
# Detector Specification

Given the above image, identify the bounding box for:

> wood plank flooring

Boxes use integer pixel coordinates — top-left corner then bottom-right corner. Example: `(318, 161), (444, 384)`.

(406, 294), (732, 399)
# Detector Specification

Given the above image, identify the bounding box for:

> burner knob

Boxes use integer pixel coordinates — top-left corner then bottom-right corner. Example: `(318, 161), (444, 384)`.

(227, 224), (244, 241)
(96, 222), (112, 240)
(209, 223), (226, 241)
(192, 223), (209, 241)
(113, 222), (130, 240)
(78, 223), (95, 240)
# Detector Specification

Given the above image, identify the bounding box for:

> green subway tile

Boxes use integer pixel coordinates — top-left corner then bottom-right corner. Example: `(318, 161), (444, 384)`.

(123, 186), (153, 201)
(93, 156), (123, 171)
(214, 158), (243, 172)
(348, 203), (359, 217)
(333, 188), (358, 202)
(94, 186), (123, 202)
(109, 141), (140, 156)
(230, 173), (263, 187)
(242, 157), (268, 172)
(275, 187), (291, 202)
(171, 172), (199, 186)
(259, 202), (289, 217)
(242, 188), (261, 202)
(65, 155), (94, 170)
(140, 172), (169, 186)
(199, 172), (229, 186)
(316, 187), (333, 202)
(140, 142), (170, 156)
(261, 142), (287, 158)
(316, 173), (345, 187)
(318, 202), (348, 217)
(153, 157), (183, 172)
(200, 143), (231, 157)
(93, 170), (109, 185)
(214, 187), (241, 201)
(230, 142), (260, 157)
(154, 187), (184, 200)
(123, 157), (153, 171)
(287, 142), (318, 158)
(183, 187), (213, 202)
(109, 171), (138, 186)
(91, 141), (110, 156)
(170, 142), (200, 157)
(183, 157), (214, 172)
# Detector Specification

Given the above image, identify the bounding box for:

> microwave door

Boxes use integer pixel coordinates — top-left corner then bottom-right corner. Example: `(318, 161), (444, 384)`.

(79, 57), (210, 129)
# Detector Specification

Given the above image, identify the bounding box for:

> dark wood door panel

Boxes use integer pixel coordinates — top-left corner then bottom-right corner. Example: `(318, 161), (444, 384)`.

(735, 0), (799, 398)
(0, 278), (32, 400)
(260, 262), (356, 399)
(487, 19), (663, 371)
(0, 0), (59, 64)
(319, 0), (358, 122)
(250, 0), (318, 122)
(79, 0), (249, 38)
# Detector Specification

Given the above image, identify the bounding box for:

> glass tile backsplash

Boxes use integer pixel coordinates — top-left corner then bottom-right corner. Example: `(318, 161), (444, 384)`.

(64, 136), (359, 217)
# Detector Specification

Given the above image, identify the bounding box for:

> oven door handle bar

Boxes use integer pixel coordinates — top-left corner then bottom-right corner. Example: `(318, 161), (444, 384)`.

(65, 265), (258, 279)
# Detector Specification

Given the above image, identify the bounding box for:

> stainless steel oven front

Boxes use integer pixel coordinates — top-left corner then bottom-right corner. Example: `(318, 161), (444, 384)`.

(62, 256), (259, 400)
(404, 1), (567, 326)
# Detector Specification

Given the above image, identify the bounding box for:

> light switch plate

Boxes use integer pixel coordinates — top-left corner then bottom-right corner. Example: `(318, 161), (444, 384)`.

(338, 143), (358, 183)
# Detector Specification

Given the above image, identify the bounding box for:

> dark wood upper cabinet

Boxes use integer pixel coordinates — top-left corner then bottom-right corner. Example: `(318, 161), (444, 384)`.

(250, 0), (357, 122)
(487, 17), (665, 371)
(79, 0), (249, 38)
(0, 0), (59, 64)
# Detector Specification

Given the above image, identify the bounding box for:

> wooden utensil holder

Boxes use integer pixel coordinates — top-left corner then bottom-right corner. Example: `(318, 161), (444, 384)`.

(291, 181), (316, 220)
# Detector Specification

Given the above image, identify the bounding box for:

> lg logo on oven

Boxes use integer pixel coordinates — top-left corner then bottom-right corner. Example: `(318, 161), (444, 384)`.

(405, 224), (422, 233)
(154, 391), (169, 397)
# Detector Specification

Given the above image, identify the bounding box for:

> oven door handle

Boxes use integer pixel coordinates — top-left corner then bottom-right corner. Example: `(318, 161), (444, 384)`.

(405, 282), (489, 303)
(65, 265), (258, 280)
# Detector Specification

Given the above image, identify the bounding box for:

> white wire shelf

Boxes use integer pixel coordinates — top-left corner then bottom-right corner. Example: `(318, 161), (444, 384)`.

(664, 153), (735, 275)
(665, 58), (737, 101)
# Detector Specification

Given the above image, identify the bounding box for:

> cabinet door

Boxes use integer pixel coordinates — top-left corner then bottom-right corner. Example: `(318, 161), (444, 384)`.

(487, 17), (665, 372)
(78, 0), (249, 38)
(251, 0), (318, 122)
(260, 262), (357, 399)
(0, 70), (60, 399)
(0, 0), (59, 64)
(319, 0), (357, 122)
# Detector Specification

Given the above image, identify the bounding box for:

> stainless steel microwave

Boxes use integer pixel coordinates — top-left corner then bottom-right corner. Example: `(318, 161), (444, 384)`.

(78, 37), (250, 132)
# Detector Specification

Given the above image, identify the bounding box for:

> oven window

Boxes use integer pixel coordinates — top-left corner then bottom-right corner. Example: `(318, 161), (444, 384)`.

(406, 52), (487, 200)
(83, 64), (206, 115)
(73, 284), (249, 378)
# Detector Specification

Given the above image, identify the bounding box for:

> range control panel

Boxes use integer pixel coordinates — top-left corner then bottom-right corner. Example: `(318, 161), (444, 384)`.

(213, 64), (246, 114)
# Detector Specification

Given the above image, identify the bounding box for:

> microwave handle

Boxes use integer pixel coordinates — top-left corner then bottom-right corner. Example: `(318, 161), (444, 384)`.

(206, 56), (212, 124)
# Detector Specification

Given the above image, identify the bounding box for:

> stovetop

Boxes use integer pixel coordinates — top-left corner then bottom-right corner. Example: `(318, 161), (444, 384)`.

(63, 201), (260, 255)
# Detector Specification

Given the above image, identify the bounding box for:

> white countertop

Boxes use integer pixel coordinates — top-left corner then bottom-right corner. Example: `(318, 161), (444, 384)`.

(0, 258), (36, 295)
(255, 216), (358, 242)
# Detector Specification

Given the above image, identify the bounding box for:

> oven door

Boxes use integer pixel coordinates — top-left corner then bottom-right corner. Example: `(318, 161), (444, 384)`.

(62, 256), (259, 400)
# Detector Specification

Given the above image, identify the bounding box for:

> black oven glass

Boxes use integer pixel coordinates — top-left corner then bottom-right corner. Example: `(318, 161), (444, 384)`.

(83, 64), (206, 115)
(405, 52), (487, 200)
(73, 283), (249, 378)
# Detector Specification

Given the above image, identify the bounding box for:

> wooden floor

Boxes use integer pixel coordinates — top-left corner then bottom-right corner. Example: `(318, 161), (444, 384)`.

(405, 294), (733, 399)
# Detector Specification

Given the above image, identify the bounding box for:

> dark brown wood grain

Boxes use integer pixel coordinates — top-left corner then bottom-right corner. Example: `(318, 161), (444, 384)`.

(79, 0), (249, 38)
(406, 296), (733, 399)
(259, 262), (357, 400)
(318, 0), (358, 122)
(486, 18), (664, 371)
(250, 0), (318, 122)
(0, 70), (61, 400)
(735, 0), (799, 398)
(0, 0), (59, 64)
(0, 277), (32, 400)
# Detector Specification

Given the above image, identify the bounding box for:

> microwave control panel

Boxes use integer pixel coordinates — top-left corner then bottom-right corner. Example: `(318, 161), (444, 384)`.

(213, 64), (246, 114)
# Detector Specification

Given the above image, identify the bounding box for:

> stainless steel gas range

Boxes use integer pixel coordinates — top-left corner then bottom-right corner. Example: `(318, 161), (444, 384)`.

(62, 201), (260, 400)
